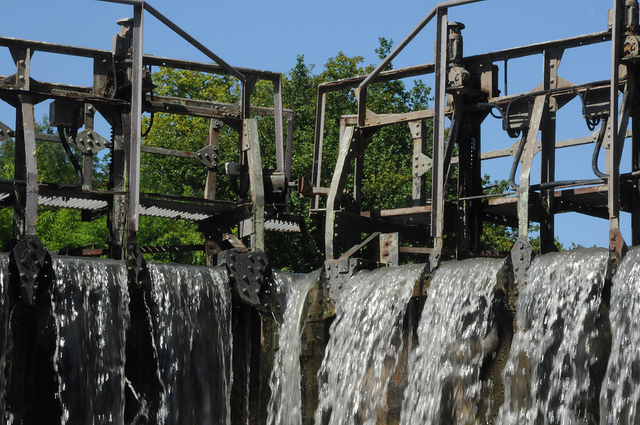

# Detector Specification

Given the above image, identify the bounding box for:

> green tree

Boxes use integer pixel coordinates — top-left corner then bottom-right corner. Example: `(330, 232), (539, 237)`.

(0, 117), (108, 251)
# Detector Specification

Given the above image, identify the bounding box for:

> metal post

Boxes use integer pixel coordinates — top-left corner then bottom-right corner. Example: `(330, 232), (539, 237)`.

(410, 121), (428, 206)
(11, 47), (38, 239)
(15, 96), (38, 238)
(204, 119), (221, 200)
(540, 49), (562, 252)
(82, 104), (96, 191)
(456, 113), (483, 258)
(128, 4), (143, 234)
(311, 89), (327, 210)
(517, 95), (546, 239)
(609, 0), (627, 258)
(244, 119), (265, 251)
(273, 76), (285, 172)
(325, 126), (357, 259)
(430, 7), (448, 267)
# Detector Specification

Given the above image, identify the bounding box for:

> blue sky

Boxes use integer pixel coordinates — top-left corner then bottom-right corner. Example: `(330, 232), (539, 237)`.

(0, 0), (623, 249)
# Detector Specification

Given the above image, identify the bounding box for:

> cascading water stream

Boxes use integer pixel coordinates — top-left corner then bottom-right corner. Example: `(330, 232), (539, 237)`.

(145, 263), (232, 425)
(267, 270), (321, 425)
(497, 248), (610, 424)
(600, 247), (640, 423)
(400, 258), (507, 425)
(314, 264), (423, 425)
(51, 256), (129, 425)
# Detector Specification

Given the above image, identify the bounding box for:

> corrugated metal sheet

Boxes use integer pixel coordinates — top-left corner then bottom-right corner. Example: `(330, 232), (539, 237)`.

(139, 205), (210, 221)
(38, 195), (108, 211)
(265, 219), (301, 233)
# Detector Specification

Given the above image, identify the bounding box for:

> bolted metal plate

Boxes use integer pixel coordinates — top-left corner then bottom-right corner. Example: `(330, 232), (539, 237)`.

(196, 144), (220, 169)
(70, 129), (111, 154)
(10, 235), (52, 306)
(217, 249), (269, 306)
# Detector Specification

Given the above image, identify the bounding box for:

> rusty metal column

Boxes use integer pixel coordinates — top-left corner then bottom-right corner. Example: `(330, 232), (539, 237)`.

(82, 104), (96, 191)
(273, 75), (285, 173)
(325, 126), (357, 259)
(12, 47), (38, 239)
(204, 119), (222, 200)
(410, 121), (429, 206)
(430, 7), (448, 268)
(244, 119), (265, 251)
(609, 0), (627, 258)
(540, 49), (562, 253)
(128, 4), (143, 237)
(456, 113), (483, 258)
(517, 95), (546, 239)
(311, 91), (326, 210)
(14, 96), (38, 239)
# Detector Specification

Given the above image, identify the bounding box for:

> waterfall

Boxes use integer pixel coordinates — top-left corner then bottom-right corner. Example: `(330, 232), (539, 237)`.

(400, 258), (507, 425)
(601, 247), (640, 423)
(314, 264), (423, 425)
(267, 270), (320, 425)
(0, 254), (8, 423)
(498, 248), (609, 424)
(51, 257), (129, 425)
(145, 263), (232, 425)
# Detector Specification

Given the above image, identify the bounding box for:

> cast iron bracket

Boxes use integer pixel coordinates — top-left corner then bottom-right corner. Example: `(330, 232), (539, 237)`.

(217, 249), (269, 306)
(9, 235), (53, 305)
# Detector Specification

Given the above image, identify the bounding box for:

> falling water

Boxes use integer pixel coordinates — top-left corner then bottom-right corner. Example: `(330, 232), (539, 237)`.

(400, 258), (507, 425)
(498, 248), (609, 424)
(0, 254), (9, 423)
(600, 247), (640, 423)
(146, 263), (232, 425)
(51, 257), (129, 425)
(314, 264), (423, 425)
(267, 270), (321, 425)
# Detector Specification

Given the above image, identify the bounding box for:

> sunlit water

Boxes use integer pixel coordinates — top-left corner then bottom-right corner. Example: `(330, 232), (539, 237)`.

(146, 263), (232, 425)
(400, 258), (507, 424)
(314, 264), (423, 425)
(498, 248), (609, 424)
(267, 270), (321, 425)
(600, 247), (640, 424)
(51, 257), (129, 425)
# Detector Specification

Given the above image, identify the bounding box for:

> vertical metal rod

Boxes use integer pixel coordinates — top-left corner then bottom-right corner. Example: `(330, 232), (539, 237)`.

(204, 118), (220, 201)
(431, 7), (448, 261)
(244, 119), (265, 251)
(273, 76), (285, 172)
(356, 87), (367, 127)
(504, 59), (508, 96)
(540, 49), (561, 252)
(517, 95), (547, 239)
(284, 116), (294, 183)
(83, 104), (96, 191)
(411, 121), (427, 206)
(128, 4), (143, 233)
(608, 0), (626, 258)
(19, 97), (38, 237)
(311, 89), (327, 210)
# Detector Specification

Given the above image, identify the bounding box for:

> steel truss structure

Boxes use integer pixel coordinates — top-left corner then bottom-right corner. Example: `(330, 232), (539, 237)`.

(0, 0), (303, 288)
(306, 0), (640, 294)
